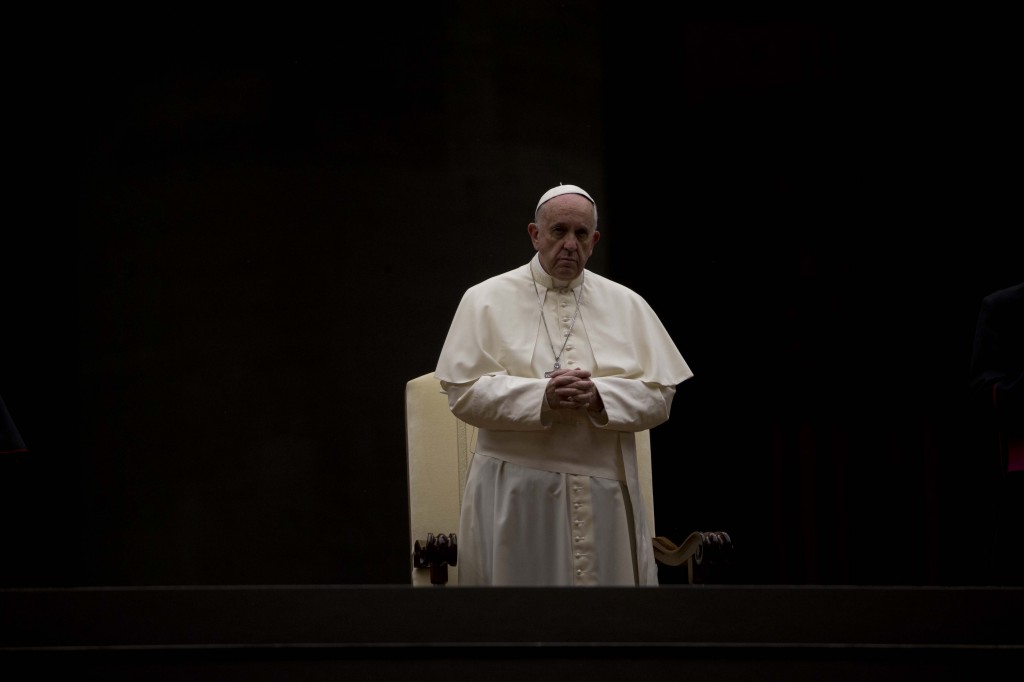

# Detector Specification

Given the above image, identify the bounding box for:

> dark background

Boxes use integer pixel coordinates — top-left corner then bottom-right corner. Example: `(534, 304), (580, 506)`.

(3, 10), (1019, 587)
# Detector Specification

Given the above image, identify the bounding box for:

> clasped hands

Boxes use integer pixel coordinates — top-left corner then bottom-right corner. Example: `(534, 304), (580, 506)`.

(545, 368), (604, 412)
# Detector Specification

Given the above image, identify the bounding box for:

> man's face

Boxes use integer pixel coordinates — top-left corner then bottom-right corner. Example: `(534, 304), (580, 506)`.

(528, 194), (600, 281)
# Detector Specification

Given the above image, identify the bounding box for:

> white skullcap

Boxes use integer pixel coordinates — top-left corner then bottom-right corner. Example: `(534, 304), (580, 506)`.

(535, 183), (595, 216)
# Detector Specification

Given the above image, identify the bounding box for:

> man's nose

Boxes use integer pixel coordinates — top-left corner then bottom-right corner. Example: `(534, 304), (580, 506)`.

(562, 235), (578, 250)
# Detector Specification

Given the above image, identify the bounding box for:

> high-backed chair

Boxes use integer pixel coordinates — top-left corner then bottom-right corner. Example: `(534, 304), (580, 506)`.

(405, 372), (731, 585)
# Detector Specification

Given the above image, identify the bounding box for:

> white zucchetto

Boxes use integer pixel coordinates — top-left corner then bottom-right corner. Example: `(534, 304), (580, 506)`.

(535, 184), (595, 216)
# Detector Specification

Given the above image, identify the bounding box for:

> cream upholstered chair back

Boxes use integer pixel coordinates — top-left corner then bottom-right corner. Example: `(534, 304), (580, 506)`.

(405, 372), (656, 586)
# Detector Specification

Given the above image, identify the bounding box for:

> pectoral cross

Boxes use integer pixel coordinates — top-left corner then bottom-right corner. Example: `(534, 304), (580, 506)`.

(544, 362), (561, 378)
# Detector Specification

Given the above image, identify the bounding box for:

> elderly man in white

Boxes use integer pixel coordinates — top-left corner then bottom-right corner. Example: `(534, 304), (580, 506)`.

(434, 184), (692, 586)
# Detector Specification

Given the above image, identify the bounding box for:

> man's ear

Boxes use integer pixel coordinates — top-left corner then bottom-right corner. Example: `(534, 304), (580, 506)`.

(527, 223), (539, 242)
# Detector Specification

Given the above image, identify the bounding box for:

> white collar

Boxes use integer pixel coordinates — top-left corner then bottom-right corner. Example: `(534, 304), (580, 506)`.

(529, 253), (585, 291)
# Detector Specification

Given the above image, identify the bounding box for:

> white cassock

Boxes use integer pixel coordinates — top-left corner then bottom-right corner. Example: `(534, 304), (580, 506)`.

(434, 254), (693, 586)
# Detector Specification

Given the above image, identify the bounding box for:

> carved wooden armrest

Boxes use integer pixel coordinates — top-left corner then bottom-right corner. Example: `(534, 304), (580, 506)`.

(413, 532), (458, 586)
(652, 531), (733, 584)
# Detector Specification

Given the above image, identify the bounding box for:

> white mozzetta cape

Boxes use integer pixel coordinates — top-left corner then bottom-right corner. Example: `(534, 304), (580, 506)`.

(436, 256), (691, 387)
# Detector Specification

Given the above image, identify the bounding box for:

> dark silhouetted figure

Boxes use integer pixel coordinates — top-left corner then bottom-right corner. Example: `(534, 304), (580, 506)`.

(0, 395), (28, 455)
(969, 281), (1023, 585)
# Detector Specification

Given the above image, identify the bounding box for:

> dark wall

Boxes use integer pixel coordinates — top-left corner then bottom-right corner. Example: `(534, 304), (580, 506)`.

(3, 12), (1019, 586)
(602, 19), (1021, 585)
